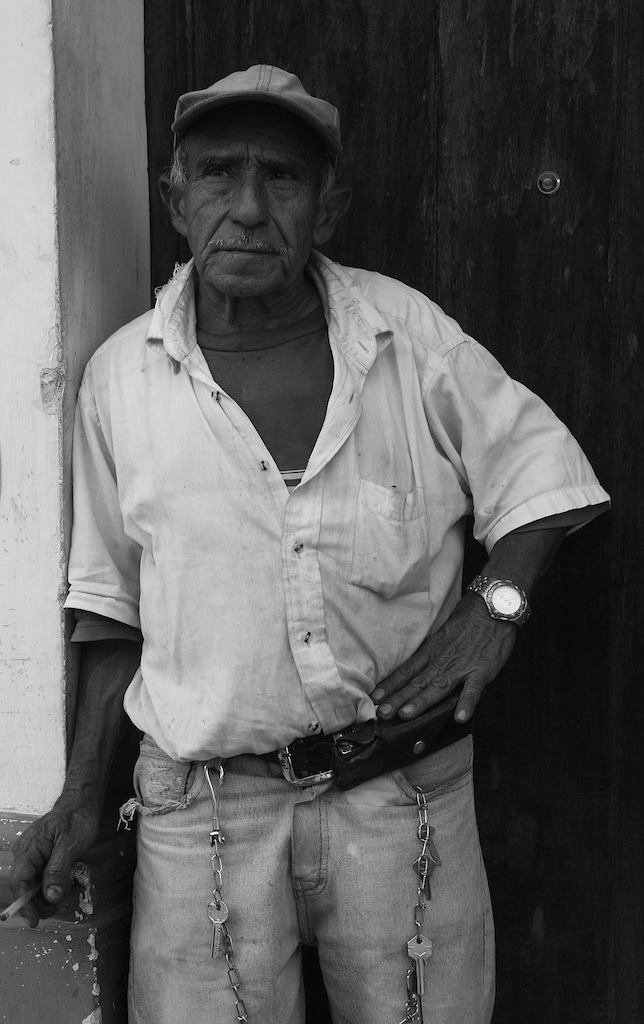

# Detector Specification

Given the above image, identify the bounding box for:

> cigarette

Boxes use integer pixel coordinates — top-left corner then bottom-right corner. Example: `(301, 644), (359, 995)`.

(0, 882), (42, 921)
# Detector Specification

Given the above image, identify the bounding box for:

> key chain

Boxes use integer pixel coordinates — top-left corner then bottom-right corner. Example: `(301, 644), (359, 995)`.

(401, 787), (437, 1023)
(204, 762), (248, 1023)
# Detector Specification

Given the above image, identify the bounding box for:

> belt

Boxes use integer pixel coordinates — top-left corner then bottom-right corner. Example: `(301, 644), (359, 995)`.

(258, 687), (472, 791)
(260, 733), (341, 786)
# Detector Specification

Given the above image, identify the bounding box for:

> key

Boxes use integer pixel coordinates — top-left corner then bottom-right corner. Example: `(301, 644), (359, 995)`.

(208, 900), (228, 958)
(208, 899), (229, 958)
(407, 934), (432, 997)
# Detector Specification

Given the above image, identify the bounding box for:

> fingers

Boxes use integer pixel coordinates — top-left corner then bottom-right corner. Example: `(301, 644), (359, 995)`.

(12, 868), (77, 927)
(41, 845), (78, 903)
(376, 673), (459, 720)
(454, 673), (489, 723)
(0, 880), (41, 928)
(376, 668), (490, 722)
(371, 639), (433, 707)
(10, 819), (80, 926)
(373, 634), (460, 719)
(5, 857), (45, 927)
(372, 602), (518, 721)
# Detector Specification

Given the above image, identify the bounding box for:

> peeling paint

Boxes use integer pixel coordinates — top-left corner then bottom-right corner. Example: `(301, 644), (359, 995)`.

(75, 862), (94, 916)
(32, 943), (54, 960)
(82, 1011), (102, 1024)
(39, 366), (65, 414)
(86, 931), (98, 962)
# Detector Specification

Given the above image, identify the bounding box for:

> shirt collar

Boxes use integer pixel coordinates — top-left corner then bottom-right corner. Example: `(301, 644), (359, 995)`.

(306, 251), (393, 369)
(146, 260), (198, 368)
(146, 252), (393, 370)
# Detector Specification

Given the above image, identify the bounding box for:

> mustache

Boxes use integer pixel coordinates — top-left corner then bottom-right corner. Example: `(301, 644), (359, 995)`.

(206, 235), (288, 256)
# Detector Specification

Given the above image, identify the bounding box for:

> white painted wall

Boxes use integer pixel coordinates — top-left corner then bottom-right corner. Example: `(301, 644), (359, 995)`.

(0, 0), (149, 815)
(0, 0), (65, 815)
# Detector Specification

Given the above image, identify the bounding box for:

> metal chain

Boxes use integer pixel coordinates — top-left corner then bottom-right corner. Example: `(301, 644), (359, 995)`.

(204, 766), (432, 1024)
(413, 786), (432, 937)
(401, 965), (422, 1024)
(400, 787), (434, 1024)
(204, 763), (249, 1023)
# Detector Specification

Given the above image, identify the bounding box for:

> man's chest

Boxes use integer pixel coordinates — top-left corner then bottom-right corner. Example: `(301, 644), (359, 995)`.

(199, 325), (333, 473)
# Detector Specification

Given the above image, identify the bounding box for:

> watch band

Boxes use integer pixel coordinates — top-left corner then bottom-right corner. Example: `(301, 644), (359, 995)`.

(467, 574), (531, 626)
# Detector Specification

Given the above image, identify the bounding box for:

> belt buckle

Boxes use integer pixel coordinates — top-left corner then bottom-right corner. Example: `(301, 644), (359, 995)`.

(276, 744), (335, 786)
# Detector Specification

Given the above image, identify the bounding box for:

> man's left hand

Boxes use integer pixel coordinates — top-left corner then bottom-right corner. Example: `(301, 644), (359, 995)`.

(370, 593), (517, 722)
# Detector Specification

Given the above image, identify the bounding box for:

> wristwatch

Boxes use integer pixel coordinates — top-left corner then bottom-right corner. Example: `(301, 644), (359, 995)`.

(467, 575), (531, 626)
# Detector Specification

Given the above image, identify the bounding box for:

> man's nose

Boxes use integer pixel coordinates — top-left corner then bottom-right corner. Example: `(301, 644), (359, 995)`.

(229, 177), (268, 227)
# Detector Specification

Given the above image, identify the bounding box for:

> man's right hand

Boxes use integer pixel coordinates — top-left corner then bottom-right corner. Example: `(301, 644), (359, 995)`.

(9, 791), (102, 927)
(7, 636), (143, 927)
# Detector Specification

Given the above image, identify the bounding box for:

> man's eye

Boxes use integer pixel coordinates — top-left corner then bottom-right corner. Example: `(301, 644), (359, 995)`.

(200, 163), (230, 178)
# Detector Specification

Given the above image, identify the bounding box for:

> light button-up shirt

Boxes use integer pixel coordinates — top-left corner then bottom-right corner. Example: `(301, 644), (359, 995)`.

(64, 254), (609, 760)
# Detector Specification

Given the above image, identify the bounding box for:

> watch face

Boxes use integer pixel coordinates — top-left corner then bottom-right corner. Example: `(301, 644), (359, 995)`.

(491, 584), (523, 616)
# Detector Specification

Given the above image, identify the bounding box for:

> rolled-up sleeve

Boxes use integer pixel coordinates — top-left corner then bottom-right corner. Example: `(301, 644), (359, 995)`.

(423, 337), (610, 551)
(64, 381), (142, 627)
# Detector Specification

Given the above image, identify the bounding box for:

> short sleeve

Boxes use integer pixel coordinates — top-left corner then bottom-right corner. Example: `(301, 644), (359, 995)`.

(70, 609), (144, 643)
(423, 338), (610, 552)
(64, 381), (142, 627)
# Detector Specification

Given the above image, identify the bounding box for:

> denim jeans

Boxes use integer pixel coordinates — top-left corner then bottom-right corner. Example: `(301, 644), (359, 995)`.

(125, 734), (494, 1024)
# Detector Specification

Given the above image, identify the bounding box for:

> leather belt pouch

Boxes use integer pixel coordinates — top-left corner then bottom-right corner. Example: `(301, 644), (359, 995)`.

(331, 686), (471, 791)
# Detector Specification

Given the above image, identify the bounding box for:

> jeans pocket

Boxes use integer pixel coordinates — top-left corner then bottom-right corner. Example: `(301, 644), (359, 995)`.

(120, 736), (204, 825)
(349, 479), (430, 599)
(390, 736), (473, 802)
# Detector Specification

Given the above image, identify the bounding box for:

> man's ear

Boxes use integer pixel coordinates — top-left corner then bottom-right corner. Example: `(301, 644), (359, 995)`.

(313, 185), (352, 247)
(158, 173), (189, 239)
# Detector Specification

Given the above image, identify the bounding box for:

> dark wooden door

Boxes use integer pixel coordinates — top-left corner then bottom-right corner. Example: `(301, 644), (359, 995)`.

(144, 3), (644, 1021)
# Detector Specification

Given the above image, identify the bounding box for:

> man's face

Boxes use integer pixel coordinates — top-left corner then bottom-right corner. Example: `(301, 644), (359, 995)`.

(171, 105), (328, 302)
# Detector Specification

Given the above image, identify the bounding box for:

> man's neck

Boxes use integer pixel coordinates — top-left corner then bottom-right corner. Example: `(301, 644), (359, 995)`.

(195, 274), (321, 349)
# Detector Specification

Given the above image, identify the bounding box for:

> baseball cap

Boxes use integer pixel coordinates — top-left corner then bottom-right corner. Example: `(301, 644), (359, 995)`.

(171, 64), (342, 159)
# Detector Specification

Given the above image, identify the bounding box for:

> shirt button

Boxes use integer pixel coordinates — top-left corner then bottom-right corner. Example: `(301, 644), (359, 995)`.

(293, 541), (304, 553)
(307, 721), (320, 733)
(302, 631), (311, 644)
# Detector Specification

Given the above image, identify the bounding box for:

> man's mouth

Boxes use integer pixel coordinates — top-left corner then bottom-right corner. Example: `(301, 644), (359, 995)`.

(206, 236), (287, 256)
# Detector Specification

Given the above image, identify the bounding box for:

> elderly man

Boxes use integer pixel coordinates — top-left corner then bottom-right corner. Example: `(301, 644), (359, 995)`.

(11, 66), (608, 1024)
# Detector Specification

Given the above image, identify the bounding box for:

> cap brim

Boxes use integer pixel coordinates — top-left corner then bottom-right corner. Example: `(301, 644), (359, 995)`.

(171, 91), (342, 158)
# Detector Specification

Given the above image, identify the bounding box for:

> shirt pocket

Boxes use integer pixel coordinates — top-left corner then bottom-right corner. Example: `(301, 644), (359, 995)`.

(348, 478), (430, 599)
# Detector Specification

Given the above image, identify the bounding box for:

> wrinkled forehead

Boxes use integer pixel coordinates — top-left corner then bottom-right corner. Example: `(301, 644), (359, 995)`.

(183, 102), (327, 165)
